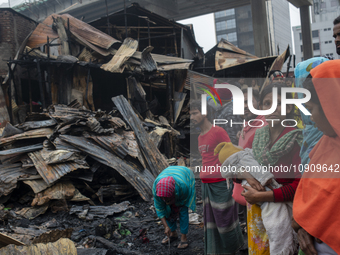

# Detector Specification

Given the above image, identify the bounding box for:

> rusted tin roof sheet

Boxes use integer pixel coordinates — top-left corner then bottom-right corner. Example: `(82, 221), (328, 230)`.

(28, 150), (89, 185)
(23, 179), (50, 194)
(0, 163), (33, 197)
(101, 38), (138, 73)
(0, 128), (53, 147)
(260, 45), (291, 92)
(215, 39), (259, 71)
(59, 135), (155, 202)
(27, 14), (120, 51)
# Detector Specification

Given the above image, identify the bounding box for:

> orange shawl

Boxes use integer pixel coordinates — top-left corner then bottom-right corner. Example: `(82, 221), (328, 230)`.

(293, 60), (340, 253)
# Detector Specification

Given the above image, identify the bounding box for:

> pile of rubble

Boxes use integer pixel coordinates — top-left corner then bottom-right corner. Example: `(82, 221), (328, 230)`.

(0, 94), (186, 219)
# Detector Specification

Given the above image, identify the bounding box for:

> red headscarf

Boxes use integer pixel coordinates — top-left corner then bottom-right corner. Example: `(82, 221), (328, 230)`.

(293, 60), (340, 253)
(156, 176), (175, 197)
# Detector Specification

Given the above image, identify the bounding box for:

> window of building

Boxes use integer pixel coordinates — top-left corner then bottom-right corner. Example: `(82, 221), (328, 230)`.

(216, 21), (227, 31)
(321, 2), (326, 8)
(312, 30), (319, 38)
(301, 57), (304, 61)
(225, 9), (235, 16)
(324, 28), (327, 31)
(313, 43), (320, 50)
(325, 41), (328, 44)
(299, 33), (302, 40)
(314, 55), (320, 57)
(227, 32), (237, 42)
(215, 11), (226, 18)
(331, 0), (338, 7)
(329, 40), (332, 43)
(217, 34), (227, 42)
(328, 28), (331, 31)
(330, 53), (334, 56)
(226, 19), (236, 29)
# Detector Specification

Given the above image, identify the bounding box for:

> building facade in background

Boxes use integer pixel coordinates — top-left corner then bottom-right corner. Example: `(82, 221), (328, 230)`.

(214, 0), (292, 57)
(293, 0), (339, 62)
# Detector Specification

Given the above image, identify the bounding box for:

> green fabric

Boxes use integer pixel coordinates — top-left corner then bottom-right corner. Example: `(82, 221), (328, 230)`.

(153, 166), (196, 219)
(298, 249), (305, 255)
(202, 181), (244, 255)
(253, 126), (303, 166)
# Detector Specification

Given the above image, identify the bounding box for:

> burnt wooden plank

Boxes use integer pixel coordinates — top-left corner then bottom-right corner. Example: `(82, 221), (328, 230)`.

(112, 95), (168, 177)
(60, 135), (154, 202)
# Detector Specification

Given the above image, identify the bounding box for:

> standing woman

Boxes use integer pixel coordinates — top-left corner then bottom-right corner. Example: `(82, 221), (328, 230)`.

(292, 60), (340, 255)
(153, 166), (196, 249)
(242, 83), (303, 254)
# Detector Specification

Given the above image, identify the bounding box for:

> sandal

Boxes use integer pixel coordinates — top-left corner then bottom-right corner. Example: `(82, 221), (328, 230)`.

(177, 241), (189, 249)
(161, 235), (178, 244)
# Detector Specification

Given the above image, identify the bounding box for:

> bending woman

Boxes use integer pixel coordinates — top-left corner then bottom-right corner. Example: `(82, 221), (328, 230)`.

(242, 82), (302, 254)
(153, 166), (196, 249)
(292, 60), (340, 255)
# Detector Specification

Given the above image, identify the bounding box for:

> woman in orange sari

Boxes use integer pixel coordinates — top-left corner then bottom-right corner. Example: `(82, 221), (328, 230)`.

(292, 60), (340, 254)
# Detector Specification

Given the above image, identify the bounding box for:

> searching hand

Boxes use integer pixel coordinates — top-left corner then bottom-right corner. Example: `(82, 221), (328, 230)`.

(164, 226), (171, 237)
(246, 177), (265, 191)
(297, 228), (318, 255)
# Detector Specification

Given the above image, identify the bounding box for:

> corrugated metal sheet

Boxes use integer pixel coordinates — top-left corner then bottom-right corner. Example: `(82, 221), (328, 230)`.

(215, 39), (259, 71)
(0, 163), (32, 197)
(28, 150), (89, 185)
(140, 46), (157, 72)
(27, 14), (120, 50)
(101, 38), (138, 73)
(23, 179), (50, 194)
(0, 128), (53, 147)
(0, 144), (43, 161)
(261, 45), (291, 92)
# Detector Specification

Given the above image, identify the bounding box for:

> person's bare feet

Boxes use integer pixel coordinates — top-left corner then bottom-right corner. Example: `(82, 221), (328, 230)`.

(161, 231), (178, 244)
(177, 234), (188, 249)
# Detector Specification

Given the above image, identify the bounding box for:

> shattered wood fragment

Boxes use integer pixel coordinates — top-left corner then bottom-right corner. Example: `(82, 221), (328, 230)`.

(140, 46), (157, 72)
(69, 201), (130, 220)
(0, 233), (24, 248)
(60, 135), (154, 201)
(15, 205), (49, 219)
(112, 95), (169, 177)
(101, 38), (138, 73)
(0, 128), (53, 147)
(0, 238), (77, 255)
(85, 117), (114, 134)
(0, 163), (34, 197)
(10, 227), (46, 238)
(28, 150), (89, 185)
(32, 228), (73, 244)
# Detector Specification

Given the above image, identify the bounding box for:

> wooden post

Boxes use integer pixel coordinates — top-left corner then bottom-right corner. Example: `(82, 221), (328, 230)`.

(7, 62), (13, 123)
(36, 60), (46, 110)
(167, 72), (174, 125)
(27, 68), (32, 114)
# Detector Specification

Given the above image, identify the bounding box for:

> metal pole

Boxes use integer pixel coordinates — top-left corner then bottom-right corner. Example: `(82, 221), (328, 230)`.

(7, 62), (13, 123)
(147, 19), (150, 46)
(124, 0), (127, 38)
(105, 0), (111, 35)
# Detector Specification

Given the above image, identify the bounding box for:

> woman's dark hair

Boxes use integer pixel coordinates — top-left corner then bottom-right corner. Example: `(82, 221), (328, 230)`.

(334, 15), (340, 25)
(259, 82), (296, 120)
(302, 73), (321, 106)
